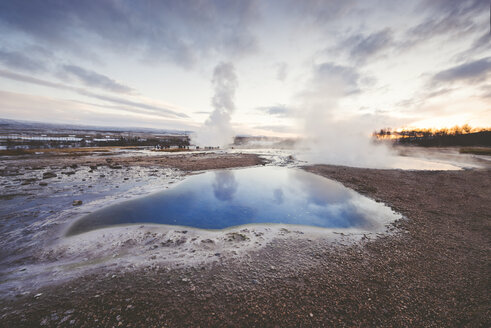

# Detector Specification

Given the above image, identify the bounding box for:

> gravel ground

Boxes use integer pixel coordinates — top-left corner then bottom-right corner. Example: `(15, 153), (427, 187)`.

(0, 149), (266, 172)
(0, 151), (267, 279)
(0, 163), (490, 327)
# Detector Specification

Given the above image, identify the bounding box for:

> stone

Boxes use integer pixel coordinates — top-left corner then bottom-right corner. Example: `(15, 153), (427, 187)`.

(42, 172), (57, 179)
(21, 179), (37, 185)
(62, 171), (76, 176)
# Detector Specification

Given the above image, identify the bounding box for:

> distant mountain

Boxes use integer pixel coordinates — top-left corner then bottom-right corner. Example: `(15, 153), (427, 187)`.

(0, 118), (191, 135)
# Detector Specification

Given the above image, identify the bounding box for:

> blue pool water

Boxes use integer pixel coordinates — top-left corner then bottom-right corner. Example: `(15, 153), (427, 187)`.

(66, 167), (399, 236)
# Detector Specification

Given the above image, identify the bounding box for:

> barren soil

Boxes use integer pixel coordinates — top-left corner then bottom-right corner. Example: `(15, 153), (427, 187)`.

(0, 150), (266, 172)
(0, 161), (490, 327)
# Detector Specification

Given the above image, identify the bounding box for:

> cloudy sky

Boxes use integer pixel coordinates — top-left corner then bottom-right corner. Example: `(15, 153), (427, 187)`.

(0, 0), (489, 136)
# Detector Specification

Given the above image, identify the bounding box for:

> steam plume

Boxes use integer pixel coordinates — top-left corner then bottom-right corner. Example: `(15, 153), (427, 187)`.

(296, 63), (395, 168)
(193, 62), (238, 148)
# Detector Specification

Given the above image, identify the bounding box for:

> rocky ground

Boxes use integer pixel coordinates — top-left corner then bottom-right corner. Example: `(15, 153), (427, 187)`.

(0, 148), (266, 172)
(0, 152), (489, 327)
(0, 150), (270, 301)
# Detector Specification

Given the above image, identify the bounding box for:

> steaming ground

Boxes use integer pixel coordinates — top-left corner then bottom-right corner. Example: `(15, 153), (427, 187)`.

(0, 148), (299, 296)
(0, 147), (489, 327)
(0, 147), (364, 297)
(0, 149), (266, 295)
(233, 145), (488, 170)
(0, 146), (487, 298)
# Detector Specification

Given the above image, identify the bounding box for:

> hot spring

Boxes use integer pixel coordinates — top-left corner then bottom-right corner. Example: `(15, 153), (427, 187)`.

(66, 167), (400, 236)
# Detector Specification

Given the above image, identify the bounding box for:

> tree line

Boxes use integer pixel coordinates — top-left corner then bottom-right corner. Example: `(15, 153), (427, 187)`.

(373, 125), (491, 147)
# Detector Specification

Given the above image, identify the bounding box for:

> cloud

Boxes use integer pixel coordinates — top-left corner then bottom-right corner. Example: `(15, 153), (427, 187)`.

(415, 0), (487, 18)
(0, 49), (47, 72)
(341, 28), (393, 64)
(396, 58), (491, 112)
(456, 31), (491, 61)
(0, 69), (67, 89)
(403, 0), (487, 48)
(0, 89), (196, 131)
(61, 65), (133, 94)
(432, 57), (491, 85)
(0, 0), (489, 132)
(298, 62), (362, 118)
(78, 90), (189, 118)
(0, 44), (134, 94)
(480, 85), (491, 99)
(276, 62), (288, 81)
(281, 0), (356, 24)
(0, 0), (259, 68)
(0, 69), (188, 118)
(468, 31), (491, 54)
(306, 62), (362, 98)
(256, 104), (291, 117)
(253, 124), (296, 133)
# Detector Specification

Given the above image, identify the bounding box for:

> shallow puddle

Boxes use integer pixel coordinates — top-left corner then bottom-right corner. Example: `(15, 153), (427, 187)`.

(67, 167), (400, 235)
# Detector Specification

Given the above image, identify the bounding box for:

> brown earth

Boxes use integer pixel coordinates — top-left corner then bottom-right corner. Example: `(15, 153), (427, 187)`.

(0, 164), (490, 327)
(0, 150), (266, 173)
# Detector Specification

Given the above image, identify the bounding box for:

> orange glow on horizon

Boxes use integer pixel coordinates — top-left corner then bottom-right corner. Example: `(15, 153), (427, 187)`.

(374, 124), (491, 140)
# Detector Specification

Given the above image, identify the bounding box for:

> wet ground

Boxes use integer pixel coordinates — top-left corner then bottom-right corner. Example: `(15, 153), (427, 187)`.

(0, 147), (489, 327)
(0, 149), (269, 296)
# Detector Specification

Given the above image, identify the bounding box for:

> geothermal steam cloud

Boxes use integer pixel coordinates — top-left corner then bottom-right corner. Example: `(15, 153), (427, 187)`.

(194, 62), (238, 148)
(297, 63), (395, 168)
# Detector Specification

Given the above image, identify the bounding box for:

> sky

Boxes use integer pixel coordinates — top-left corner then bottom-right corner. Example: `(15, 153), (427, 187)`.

(0, 0), (489, 137)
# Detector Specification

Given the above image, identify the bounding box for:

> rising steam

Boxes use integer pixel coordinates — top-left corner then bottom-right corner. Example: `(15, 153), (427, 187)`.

(193, 62), (238, 148)
(296, 63), (396, 168)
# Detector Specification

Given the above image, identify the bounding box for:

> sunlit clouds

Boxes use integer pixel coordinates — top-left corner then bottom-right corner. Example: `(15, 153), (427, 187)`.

(0, 0), (489, 135)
